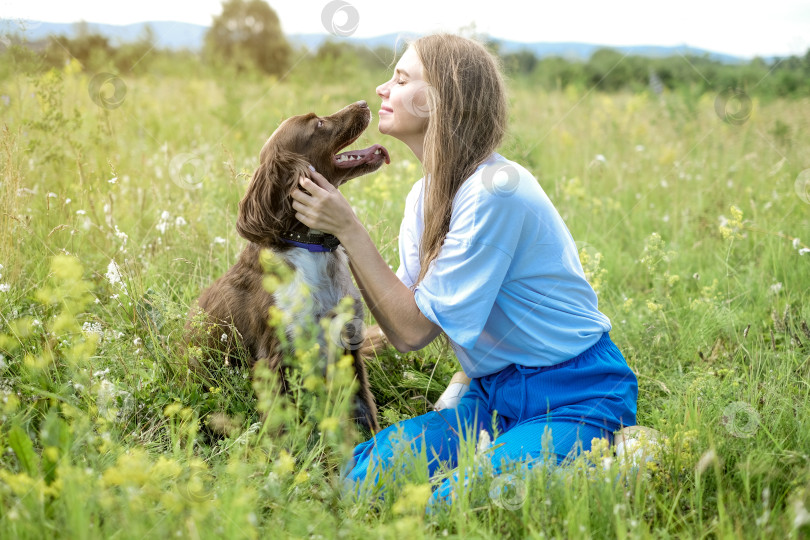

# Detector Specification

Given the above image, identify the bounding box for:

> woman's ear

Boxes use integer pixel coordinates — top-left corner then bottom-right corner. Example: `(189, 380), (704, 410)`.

(236, 150), (310, 246)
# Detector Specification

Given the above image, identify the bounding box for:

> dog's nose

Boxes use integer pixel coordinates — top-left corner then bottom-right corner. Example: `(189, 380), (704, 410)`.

(356, 100), (367, 108)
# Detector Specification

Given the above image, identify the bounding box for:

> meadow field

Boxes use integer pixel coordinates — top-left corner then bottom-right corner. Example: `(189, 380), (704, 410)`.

(1, 53), (809, 538)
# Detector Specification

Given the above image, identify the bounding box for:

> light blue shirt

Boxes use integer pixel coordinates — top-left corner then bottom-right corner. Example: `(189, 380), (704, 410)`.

(396, 152), (611, 378)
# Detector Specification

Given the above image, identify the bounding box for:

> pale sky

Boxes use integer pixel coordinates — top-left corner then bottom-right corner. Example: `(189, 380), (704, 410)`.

(3, 0), (809, 58)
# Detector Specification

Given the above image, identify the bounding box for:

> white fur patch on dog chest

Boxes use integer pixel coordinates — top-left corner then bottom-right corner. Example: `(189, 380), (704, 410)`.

(273, 248), (359, 334)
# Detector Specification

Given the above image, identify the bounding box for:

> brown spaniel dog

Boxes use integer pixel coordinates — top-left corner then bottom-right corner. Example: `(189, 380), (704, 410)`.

(185, 101), (389, 433)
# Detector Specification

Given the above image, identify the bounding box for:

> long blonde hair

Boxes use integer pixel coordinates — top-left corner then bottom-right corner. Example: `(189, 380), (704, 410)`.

(410, 34), (508, 285)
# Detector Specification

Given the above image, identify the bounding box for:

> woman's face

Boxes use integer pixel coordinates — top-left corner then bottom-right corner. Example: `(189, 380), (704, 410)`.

(375, 46), (431, 149)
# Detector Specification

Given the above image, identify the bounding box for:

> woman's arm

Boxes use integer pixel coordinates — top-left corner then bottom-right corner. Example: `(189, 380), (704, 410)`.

(291, 171), (442, 352)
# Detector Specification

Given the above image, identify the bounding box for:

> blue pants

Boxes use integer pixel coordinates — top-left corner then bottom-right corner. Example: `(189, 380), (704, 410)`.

(344, 332), (638, 504)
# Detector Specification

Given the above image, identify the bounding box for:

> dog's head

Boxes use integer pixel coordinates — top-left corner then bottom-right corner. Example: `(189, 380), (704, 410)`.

(236, 101), (390, 248)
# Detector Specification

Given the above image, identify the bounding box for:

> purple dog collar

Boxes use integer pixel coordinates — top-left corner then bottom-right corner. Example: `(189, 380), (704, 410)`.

(280, 230), (341, 252)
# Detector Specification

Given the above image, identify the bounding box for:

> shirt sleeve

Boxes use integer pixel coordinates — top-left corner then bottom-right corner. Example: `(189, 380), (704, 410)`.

(412, 180), (527, 348)
(413, 238), (513, 348)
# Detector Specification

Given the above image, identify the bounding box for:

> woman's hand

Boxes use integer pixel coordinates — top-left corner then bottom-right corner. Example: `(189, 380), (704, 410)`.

(290, 168), (360, 239)
(292, 167), (443, 353)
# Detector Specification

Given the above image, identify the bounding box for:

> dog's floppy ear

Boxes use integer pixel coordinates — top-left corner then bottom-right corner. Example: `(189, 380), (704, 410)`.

(236, 149), (311, 246)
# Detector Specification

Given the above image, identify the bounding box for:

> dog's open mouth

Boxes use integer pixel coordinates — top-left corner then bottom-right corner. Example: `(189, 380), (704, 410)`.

(334, 144), (391, 169)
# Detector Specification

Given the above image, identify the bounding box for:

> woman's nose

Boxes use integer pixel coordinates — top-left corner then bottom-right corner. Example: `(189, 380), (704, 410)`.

(376, 81), (389, 98)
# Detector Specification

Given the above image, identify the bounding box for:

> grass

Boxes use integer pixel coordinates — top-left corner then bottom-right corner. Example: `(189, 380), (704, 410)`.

(0, 56), (809, 539)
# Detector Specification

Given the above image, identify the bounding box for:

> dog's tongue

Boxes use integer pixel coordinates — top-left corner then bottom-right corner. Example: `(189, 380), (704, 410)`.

(334, 144), (391, 168)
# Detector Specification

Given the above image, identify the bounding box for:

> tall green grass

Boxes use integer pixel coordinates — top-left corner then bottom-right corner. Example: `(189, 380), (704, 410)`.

(0, 58), (809, 538)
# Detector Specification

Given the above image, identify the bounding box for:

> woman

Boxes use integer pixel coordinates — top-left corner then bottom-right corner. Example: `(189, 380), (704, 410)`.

(291, 33), (638, 504)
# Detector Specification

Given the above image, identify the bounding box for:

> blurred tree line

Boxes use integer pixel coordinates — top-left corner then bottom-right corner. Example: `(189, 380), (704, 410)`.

(498, 45), (810, 98)
(1, 0), (808, 98)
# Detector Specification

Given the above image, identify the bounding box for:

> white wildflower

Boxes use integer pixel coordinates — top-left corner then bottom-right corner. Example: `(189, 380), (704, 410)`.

(105, 260), (126, 290)
(800, 248), (810, 256)
(108, 177), (118, 184)
(76, 209), (86, 215)
(0, 284), (8, 293)
(769, 283), (782, 295)
(48, 192), (57, 198)
(82, 321), (104, 341)
(792, 238), (801, 249)
(156, 211), (171, 234)
(133, 337), (142, 346)
(793, 499), (810, 529)
(175, 216), (187, 227)
(220, 333), (228, 343)
(594, 154), (607, 163)
(213, 237), (227, 245)
(635, 145), (645, 152)
(476, 429), (492, 455)
(65, 198), (71, 204)
(0, 353), (6, 371)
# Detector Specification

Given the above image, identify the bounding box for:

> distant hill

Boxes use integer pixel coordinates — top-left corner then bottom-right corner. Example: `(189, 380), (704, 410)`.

(4, 19), (753, 64)
(4, 20), (208, 50)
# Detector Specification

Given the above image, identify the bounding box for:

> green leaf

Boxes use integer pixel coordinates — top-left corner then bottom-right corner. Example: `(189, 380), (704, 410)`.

(8, 425), (39, 477)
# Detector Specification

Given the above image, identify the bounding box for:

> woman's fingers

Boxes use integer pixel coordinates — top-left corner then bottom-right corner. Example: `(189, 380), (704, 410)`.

(291, 178), (311, 202)
(295, 212), (314, 228)
(291, 169), (355, 237)
(305, 167), (334, 191)
(298, 175), (318, 195)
